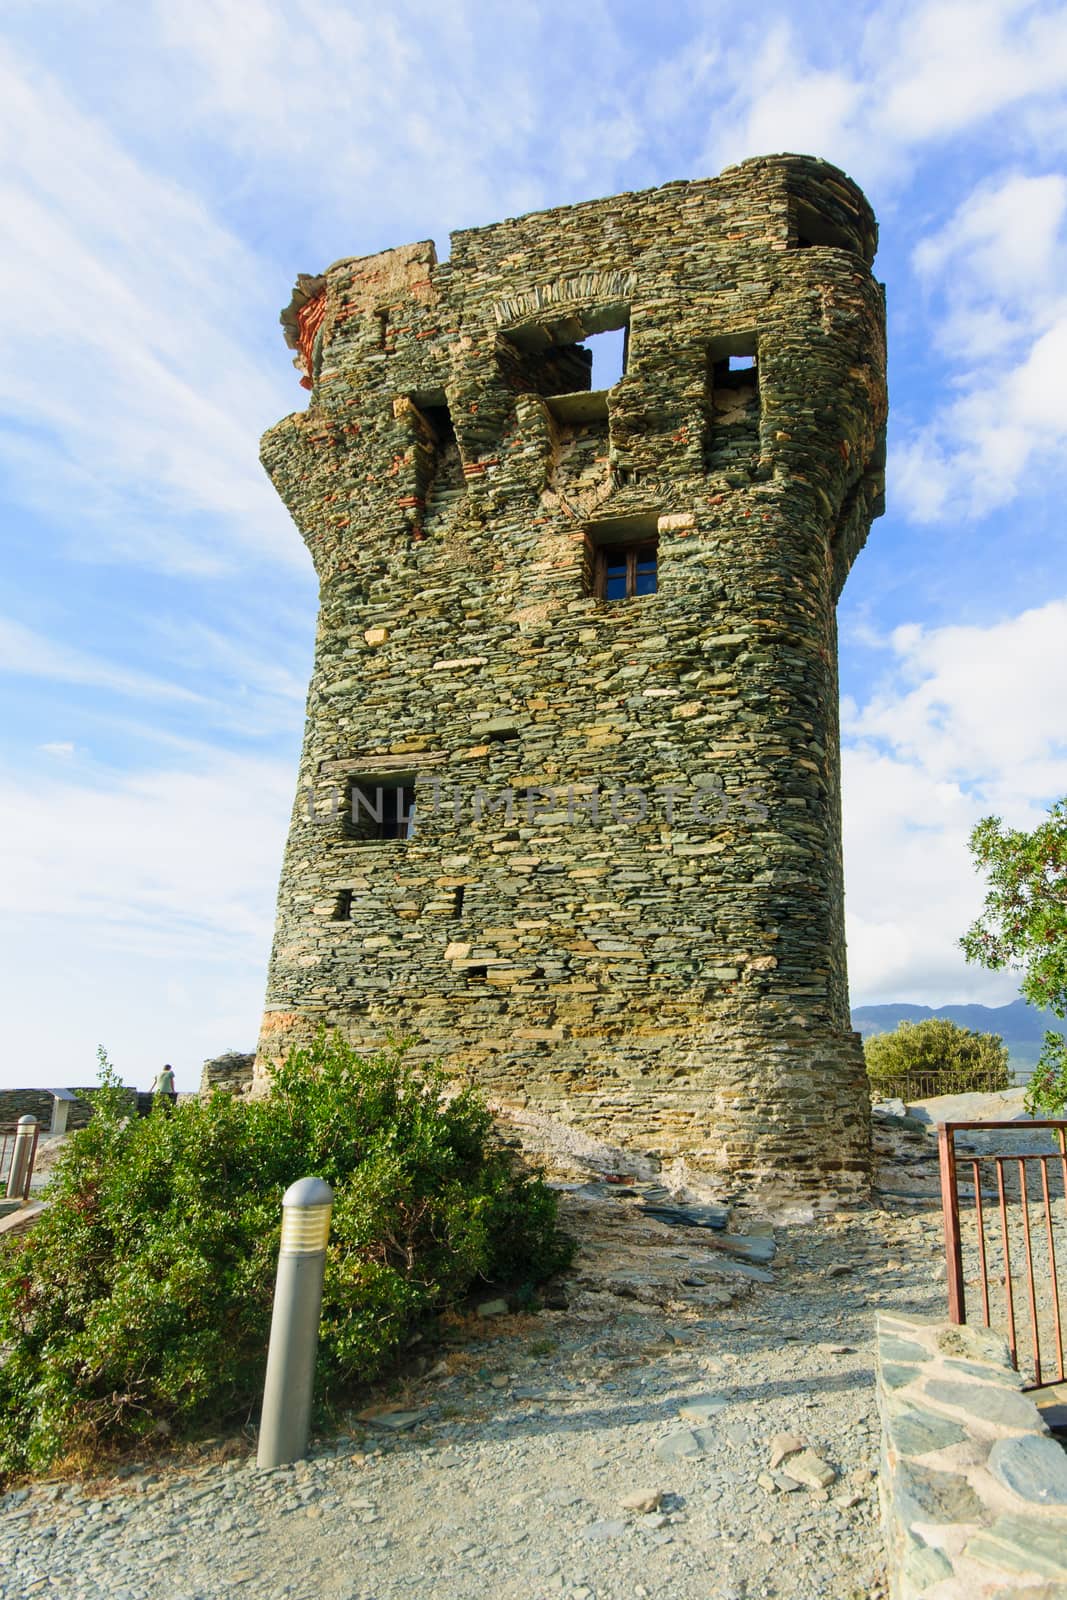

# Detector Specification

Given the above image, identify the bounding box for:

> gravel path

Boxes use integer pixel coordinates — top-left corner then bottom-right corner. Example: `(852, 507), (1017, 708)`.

(0, 1139), (953, 1600)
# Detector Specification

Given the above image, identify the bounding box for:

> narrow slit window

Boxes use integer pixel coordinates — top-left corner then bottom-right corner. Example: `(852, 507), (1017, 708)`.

(419, 402), (456, 446)
(706, 337), (761, 473)
(332, 889), (353, 921)
(409, 390), (465, 523)
(453, 886), (465, 919)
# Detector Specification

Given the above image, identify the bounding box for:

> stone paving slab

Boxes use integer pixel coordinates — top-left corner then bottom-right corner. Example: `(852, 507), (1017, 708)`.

(875, 1312), (1067, 1600)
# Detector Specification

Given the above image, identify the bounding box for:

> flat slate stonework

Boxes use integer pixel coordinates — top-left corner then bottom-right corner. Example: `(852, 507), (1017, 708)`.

(198, 1051), (256, 1099)
(0, 1088), (100, 1131)
(254, 154), (888, 1199)
(876, 1312), (1067, 1598)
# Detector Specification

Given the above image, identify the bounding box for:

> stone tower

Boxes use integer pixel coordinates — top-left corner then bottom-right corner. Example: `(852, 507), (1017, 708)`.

(255, 154), (887, 1202)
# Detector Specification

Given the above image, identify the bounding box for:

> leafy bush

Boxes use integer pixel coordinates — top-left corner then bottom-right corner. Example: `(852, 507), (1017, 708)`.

(0, 1034), (571, 1479)
(864, 1017), (1011, 1098)
(1024, 1030), (1067, 1116)
(961, 799), (1067, 1017)
(960, 798), (1067, 1114)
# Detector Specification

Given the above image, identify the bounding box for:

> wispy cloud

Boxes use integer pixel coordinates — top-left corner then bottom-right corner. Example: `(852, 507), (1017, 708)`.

(0, 617), (200, 702)
(876, 0), (1067, 145)
(0, 40), (299, 576)
(843, 597), (1067, 1003)
(0, 752), (292, 949)
(706, 1), (1067, 190)
(893, 170), (1067, 519)
(0, 747), (295, 1086)
(146, 0), (618, 237)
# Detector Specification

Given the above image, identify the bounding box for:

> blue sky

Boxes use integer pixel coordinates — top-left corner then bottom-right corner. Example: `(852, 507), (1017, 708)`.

(2, 0), (1066, 1091)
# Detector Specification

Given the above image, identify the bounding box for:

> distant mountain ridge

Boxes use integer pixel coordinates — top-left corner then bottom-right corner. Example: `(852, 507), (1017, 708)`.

(851, 998), (1065, 1077)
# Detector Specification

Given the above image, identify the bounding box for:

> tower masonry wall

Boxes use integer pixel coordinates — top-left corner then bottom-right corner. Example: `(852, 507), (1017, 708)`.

(255, 154), (888, 1202)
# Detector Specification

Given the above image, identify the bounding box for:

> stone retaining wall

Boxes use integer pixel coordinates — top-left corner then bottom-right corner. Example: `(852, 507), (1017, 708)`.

(876, 1310), (1067, 1597)
(0, 1088), (108, 1130)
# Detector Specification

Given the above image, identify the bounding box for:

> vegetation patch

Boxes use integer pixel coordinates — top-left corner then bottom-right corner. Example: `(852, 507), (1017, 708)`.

(864, 1017), (1011, 1100)
(0, 1033), (571, 1481)
(961, 797), (1067, 1116)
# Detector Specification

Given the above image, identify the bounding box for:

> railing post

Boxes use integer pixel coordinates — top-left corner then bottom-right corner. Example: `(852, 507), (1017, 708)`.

(938, 1123), (966, 1324)
(256, 1176), (334, 1470)
(5, 1116), (38, 1202)
(50, 1092), (70, 1135)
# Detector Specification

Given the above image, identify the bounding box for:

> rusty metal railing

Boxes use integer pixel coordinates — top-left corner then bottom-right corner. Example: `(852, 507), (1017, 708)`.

(939, 1119), (1067, 1390)
(872, 1066), (1011, 1102)
(0, 1119), (41, 1203)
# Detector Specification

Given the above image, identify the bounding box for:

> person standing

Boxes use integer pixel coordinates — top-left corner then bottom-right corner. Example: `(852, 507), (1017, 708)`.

(150, 1064), (177, 1113)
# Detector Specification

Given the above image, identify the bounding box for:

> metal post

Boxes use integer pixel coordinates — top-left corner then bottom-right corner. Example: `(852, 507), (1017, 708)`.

(256, 1176), (334, 1470)
(6, 1116), (38, 1202)
(49, 1090), (74, 1135)
(938, 1122), (966, 1324)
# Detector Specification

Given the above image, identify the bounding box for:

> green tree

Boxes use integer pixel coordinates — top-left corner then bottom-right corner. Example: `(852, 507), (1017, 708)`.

(863, 1017), (1010, 1098)
(960, 798), (1067, 1115)
(0, 1032), (572, 1480)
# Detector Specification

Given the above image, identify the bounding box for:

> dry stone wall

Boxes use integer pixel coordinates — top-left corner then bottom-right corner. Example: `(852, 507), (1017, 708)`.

(198, 1051), (256, 1099)
(0, 1089), (101, 1131)
(254, 154), (888, 1201)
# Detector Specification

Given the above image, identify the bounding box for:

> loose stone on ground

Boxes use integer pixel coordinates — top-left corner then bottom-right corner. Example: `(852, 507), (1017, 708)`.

(0, 1206), (908, 1599)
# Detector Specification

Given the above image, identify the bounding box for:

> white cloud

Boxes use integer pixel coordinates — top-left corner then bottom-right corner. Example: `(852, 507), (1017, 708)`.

(39, 741), (75, 758)
(710, 21), (871, 178)
(878, 0), (1067, 144)
(0, 41), (299, 575)
(0, 754), (291, 947)
(848, 599), (1067, 787)
(914, 173), (1067, 301)
(0, 750), (294, 1090)
(708, 1), (1067, 190)
(0, 617), (200, 702)
(843, 597), (1067, 1004)
(895, 170), (1067, 520)
(844, 745), (1016, 1004)
(146, 0), (636, 233)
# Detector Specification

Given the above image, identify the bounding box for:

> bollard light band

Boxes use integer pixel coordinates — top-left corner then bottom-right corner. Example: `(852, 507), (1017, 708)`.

(280, 1202), (333, 1255)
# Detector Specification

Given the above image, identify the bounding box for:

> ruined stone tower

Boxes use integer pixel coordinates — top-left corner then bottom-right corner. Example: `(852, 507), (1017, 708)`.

(255, 154), (887, 1201)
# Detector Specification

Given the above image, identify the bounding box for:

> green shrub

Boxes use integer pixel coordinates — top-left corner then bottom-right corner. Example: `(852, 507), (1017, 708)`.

(1024, 1030), (1067, 1117)
(864, 1017), (1011, 1098)
(0, 1034), (571, 1479)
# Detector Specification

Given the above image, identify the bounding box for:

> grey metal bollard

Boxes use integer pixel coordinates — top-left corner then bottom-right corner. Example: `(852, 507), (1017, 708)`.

(256, 1176), (334, 1470)
(6, 1116), (38, 1201)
